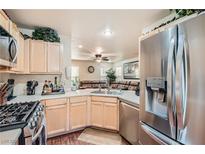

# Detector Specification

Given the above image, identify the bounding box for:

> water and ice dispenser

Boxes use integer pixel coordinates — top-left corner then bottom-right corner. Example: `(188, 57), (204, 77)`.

(145, 77), (168, 119)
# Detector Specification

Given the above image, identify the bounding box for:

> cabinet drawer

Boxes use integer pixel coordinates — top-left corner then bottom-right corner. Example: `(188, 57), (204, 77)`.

(91, 96), (117, 103)
(70, 96), (87, 103)
(46, 98), (67, 107)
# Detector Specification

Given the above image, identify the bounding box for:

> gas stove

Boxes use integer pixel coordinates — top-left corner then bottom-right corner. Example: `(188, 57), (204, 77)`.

(0, 101), (39, 131)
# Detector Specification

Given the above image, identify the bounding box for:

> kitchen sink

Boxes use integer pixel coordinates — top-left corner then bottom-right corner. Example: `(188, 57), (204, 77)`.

(91, 90), (122, 95)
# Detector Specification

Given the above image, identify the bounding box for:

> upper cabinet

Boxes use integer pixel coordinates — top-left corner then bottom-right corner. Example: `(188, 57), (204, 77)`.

(47, 42), (62, 73)
(0, 10), (10, 32)
(30, 40), (47, 73)
(9, 21), (19, 42)
(29, 40), (62, 74)
(11, 33), (25, 72)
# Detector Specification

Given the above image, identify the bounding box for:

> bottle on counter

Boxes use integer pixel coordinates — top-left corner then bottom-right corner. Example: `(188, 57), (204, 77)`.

(48, 80), (53, 92)
(43, 80), (49, 94)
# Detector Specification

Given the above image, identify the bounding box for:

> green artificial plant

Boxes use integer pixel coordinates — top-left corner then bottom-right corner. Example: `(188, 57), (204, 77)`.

(106, 68), (117, 85)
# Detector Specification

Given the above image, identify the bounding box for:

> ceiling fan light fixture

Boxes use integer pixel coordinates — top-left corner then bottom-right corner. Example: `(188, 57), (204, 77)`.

(104, 29), (113, 36)
(96, 59), (102, 63)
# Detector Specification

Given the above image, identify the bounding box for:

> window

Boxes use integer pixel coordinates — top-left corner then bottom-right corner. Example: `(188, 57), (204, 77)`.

(116, 66), (122, 81)
(100, 68), (106, 80)
(71, 66), (79, 85)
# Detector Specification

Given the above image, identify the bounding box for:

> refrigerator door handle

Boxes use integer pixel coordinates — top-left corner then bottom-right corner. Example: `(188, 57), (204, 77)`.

(176, 34), (189, 132)
(167, 37), (176, 137)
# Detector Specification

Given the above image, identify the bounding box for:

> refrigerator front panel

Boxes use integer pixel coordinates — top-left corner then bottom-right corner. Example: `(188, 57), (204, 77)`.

(140, 26), (177, 139)
(176, 13), (205, 145)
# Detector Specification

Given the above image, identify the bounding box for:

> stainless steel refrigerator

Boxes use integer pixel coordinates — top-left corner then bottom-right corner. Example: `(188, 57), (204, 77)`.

(140, 13), (205, 145)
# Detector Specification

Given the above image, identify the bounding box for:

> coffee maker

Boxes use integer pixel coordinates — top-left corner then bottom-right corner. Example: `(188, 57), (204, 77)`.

(26, 80), (38, 95)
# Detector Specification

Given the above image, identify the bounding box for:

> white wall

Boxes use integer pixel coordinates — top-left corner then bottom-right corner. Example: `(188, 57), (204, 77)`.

(71, 60), (113, 81)
(113, 57), (140, 81)
(0, 28), (72, 96)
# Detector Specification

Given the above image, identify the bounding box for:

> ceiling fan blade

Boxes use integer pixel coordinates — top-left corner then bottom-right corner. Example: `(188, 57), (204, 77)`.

(102, 53), (117, 57)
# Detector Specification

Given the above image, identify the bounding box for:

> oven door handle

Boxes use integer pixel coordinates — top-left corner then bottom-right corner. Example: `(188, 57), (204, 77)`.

(32, 125), (44, 142)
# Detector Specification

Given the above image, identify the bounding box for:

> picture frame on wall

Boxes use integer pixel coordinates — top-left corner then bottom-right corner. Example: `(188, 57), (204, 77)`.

(123, 61), (140, 79)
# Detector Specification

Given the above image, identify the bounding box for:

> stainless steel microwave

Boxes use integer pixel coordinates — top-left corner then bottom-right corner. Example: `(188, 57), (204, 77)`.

(0, 26), (18, 67)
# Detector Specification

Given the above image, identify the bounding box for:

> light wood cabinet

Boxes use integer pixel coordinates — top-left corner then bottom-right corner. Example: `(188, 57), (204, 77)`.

(9, 21), (19, 42)
(45, 99), (67, 136)
(11, 34), (24, 72)
(30, 40), (47, 73)
(47, 42), (61, 73)
(91, 101), (104, 127)
(70, 102), (87, 129)
(0, 10), (10, 32)
(91, 97), (119, 130)
(103, 102), (118, 130)
(23, 39), (30, 73)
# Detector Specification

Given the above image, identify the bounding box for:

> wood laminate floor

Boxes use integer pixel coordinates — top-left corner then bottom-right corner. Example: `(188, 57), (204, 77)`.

(47, 128), (129, 145)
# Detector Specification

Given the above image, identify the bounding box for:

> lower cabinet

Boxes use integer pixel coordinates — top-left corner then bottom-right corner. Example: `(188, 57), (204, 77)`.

(91, 101), (104, 127)
(45, 96), (119, 138)
(45, 98), (67, 136)
(70, 101), (87, 130)
(103, 102), (118, 130)
(91, 97), (119, 130)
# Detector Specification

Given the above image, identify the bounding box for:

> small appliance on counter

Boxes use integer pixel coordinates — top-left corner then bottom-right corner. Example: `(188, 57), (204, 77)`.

(41, 77), (65, 95)
(26, 80), (38, 95)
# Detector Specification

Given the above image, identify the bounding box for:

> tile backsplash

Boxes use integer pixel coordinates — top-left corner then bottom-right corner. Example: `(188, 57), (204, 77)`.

(0, 73), (66, 96)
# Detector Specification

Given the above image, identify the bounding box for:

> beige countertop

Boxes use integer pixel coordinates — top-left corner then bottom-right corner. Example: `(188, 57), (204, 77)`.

(7, 89), (139, 107)
(0, 129), (21, 145)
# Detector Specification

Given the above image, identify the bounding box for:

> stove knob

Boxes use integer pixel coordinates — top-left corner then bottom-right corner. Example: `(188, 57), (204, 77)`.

(28, 120), (37, 129)
(33, 116), (39, 122)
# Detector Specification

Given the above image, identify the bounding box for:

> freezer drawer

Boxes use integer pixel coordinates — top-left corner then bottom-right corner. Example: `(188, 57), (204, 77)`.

(119, 102), (139, 144)
(139, 122), (180, 145)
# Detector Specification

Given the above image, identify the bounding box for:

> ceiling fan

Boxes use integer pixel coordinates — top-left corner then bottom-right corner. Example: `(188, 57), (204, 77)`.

(77, 46), (117, 63)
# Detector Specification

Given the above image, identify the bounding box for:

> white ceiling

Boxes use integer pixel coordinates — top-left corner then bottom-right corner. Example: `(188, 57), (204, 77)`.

(5, 9), (169, 62)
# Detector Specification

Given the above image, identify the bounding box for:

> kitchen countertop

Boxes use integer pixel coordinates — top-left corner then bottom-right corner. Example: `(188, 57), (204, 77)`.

(7, 89), (140, 107)
(0, 129), (21, 145)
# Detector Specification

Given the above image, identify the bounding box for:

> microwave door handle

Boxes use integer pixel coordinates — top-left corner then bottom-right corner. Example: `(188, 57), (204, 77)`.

(167, 37), (176, 137)
(9, 39), (18, 63)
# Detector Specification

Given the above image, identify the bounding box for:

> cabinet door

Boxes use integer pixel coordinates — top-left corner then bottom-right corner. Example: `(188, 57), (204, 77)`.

(47, 43), (61, 73)
(23, 39), (30, 73)
(30, 40), (47, 73)
(46, 100), (67, 136)
(103, 102), (118, 130)
(11, 34), (24, 72)
(70, 102), (87, 130)
(91, 102), (104, 127)
(0, 10), (10, 32)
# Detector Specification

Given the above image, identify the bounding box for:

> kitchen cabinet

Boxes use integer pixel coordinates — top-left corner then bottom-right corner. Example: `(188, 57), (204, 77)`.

(11, 34), (24, 72)
(47, 42), (62, 73)
(23, 39), (30, 73)
(103, 102), (118, 130)
(70, 101), (87, 130)
(9, 21), (19, 42)
(91, 96), (119, 130)
(45, 98), (67, 136)
(30, 40), (47, 73)
(0, 10), (10, 32)
(91, 101), (104, 127)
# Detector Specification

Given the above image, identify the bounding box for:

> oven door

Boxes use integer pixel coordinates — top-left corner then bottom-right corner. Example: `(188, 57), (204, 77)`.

(24, 111), (47, 145)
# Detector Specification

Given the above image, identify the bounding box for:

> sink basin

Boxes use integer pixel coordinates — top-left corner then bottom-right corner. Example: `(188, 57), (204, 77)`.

(91, 90), (122, 95)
